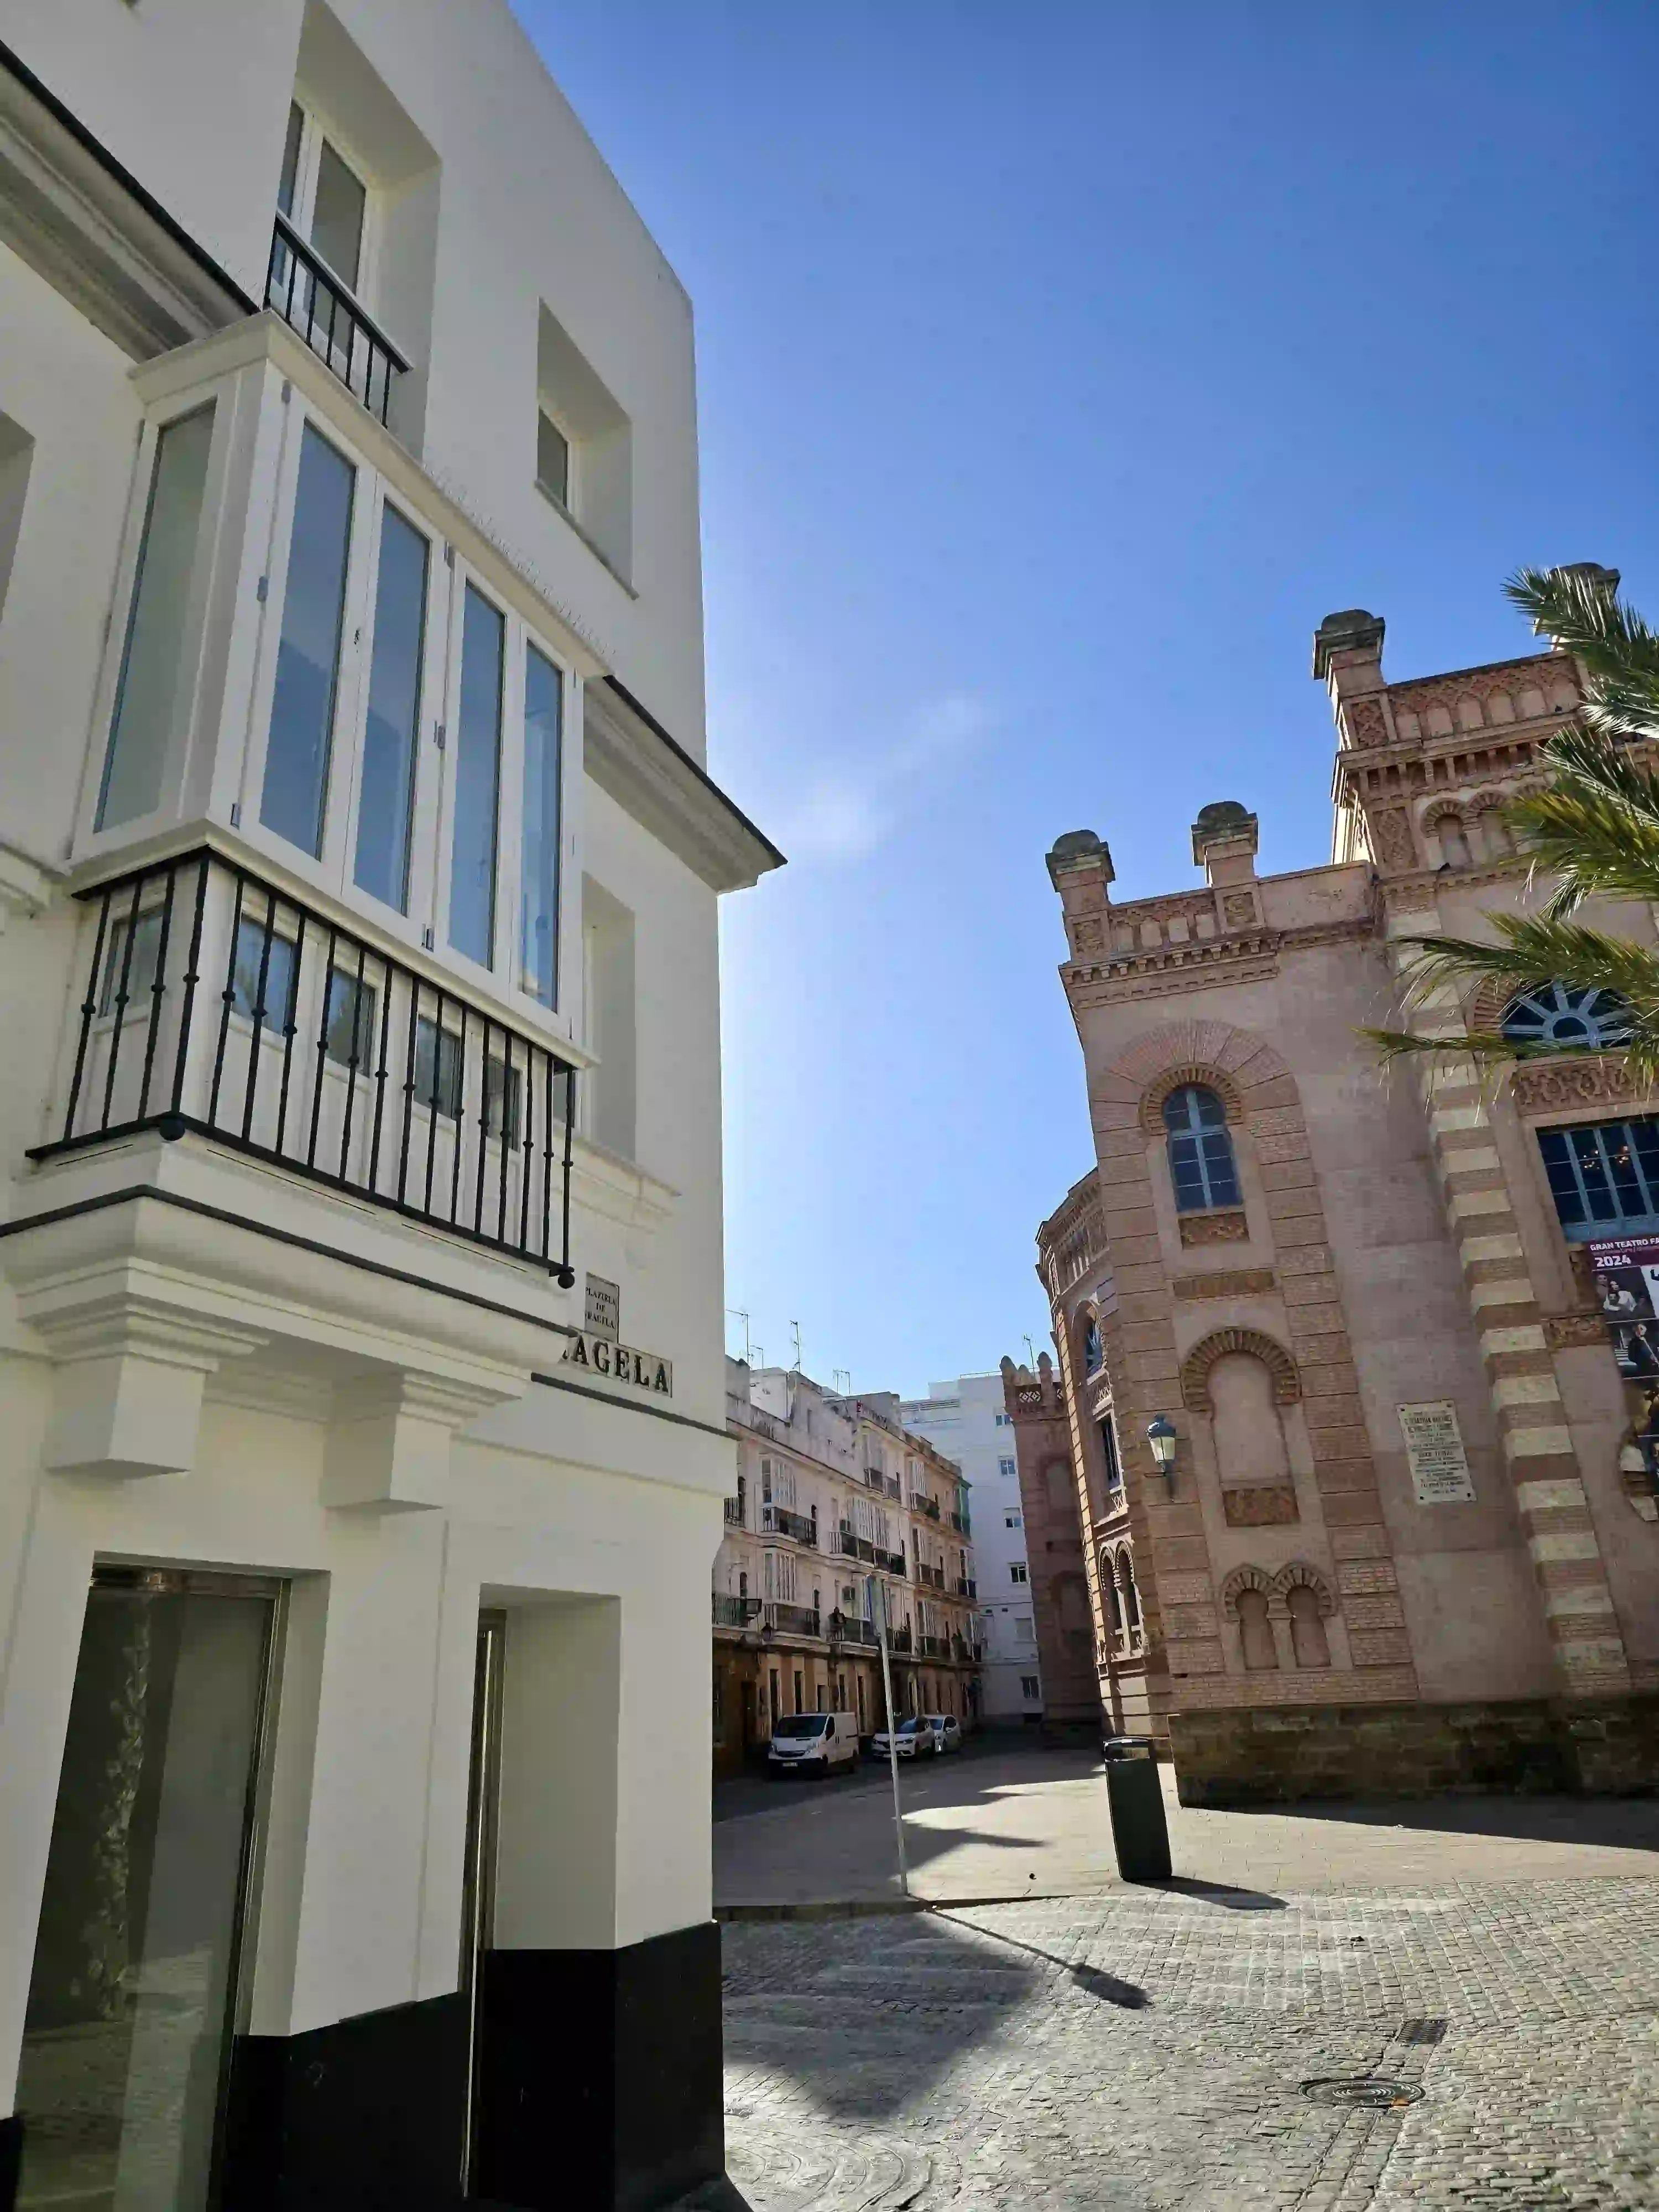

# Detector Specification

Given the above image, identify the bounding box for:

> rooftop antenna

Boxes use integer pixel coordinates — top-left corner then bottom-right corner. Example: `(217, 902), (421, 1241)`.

(832, 1366), (852, 1396)
(726, 1307), (752, 1366)
(1022, 1335), (1037, 1368)
(752, 1345), (765, 1371)
(790, 1319), (803, 1374)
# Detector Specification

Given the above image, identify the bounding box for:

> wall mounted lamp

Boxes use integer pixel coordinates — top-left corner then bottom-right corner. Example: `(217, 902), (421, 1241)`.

(1146, 1415), (1178, 1488)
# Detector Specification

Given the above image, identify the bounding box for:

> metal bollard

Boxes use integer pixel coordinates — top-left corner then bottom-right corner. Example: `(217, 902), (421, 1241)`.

(1101, 1735), (1172, 1882)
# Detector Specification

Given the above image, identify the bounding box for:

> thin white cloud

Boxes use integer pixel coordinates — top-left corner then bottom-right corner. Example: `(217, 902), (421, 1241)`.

(778, 692), (993, 864)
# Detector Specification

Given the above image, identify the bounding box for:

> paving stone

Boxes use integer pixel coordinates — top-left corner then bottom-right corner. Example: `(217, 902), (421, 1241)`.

(716, 1882), (1659, 2210)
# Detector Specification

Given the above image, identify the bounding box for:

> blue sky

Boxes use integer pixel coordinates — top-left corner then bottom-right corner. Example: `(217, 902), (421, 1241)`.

(519, 1), (1659, 1397)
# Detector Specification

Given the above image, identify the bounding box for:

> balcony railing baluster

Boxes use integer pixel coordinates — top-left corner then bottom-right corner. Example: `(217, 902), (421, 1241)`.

(266, 214), (409, 427)
(34, 849), (577, 1284)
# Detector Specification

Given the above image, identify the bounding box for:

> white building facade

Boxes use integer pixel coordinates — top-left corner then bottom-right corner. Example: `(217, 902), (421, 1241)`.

(0, 7), (779, 2209)
(898, 1374), (1040, 1723)
(713, 1368), (982, 1771)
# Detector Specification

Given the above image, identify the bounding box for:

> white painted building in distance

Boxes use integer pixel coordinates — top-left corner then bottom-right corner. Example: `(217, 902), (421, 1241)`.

(899, 1374), (1042, 1724)
(0, 6), (780, 2209)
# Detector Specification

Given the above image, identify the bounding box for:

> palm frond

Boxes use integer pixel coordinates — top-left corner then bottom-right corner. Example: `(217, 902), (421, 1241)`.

(1504, 565), (1659, 701)
(1394, 915), (1659, 1017)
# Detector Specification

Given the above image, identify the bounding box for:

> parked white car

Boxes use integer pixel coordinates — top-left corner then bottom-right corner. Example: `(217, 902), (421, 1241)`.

(767, 1710), (859, 1777)
(870, 1716), (933, 1760)
(922, 1713), (963, 1755)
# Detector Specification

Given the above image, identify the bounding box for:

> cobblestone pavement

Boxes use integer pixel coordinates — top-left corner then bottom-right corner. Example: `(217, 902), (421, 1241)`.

(714, 1880), (1659, 2210)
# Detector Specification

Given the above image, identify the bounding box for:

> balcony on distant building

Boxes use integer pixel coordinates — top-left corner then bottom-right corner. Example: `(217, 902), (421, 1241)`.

(761, 1503), (816, 1546)
(763, 1601), (821, 1639)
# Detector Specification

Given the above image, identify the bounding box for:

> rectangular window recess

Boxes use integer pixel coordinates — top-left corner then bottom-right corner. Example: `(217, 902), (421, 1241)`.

(434, 722), (446, 750)
(421, 925), (434, 950)
(230, 802), (242, 827)
(256, 576), (268, 603)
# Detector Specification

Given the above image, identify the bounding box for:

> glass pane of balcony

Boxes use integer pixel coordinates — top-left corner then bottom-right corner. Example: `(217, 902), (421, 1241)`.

(262, 424), (355, 858)
(353, 505), (427, 912)
(520, 644), (562, 1004)
(448, 586), (503, 967)
(97, 405), (215, 831)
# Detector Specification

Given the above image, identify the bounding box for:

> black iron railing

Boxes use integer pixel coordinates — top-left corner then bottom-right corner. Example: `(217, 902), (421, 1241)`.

(267, 213), (409, 426)
(762, 1504), (817, 1546)
(911, 1494), (941, 1521)
(956, 1577), (977, 1599)
(827, 1615), (880, 1648)
(763, 1601), (821, 1638)
(921, 1634), (951, 1660)
(34, 849), (578, 1282)
(712, 1595), (761, 1629)
(722, 1499), (744, 1526)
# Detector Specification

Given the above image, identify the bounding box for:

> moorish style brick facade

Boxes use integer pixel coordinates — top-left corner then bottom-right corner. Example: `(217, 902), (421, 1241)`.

(1036, 577), (1659, 1801)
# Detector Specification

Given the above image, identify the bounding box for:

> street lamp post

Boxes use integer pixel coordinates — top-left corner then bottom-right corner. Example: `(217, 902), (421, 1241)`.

(870, 1575), (909, 1898)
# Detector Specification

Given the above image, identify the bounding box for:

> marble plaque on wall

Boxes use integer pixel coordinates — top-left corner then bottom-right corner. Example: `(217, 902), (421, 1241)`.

(1397, 1400), (1477, 1503)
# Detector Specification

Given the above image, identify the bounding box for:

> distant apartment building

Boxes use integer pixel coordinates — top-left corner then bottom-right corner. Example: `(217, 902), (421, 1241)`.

(1034, 582), (1659, 1803)
(0, 8), (780, 2208)
(713, 1365), (982, 1772)
(899, 1371), (1041, 1723)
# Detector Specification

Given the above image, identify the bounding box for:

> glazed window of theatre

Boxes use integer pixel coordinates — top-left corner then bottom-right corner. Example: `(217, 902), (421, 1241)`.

(1163, 1084), (1240, 1212)
(1538, 1117), (1659, 1240)
(90, 393), (572, 1016)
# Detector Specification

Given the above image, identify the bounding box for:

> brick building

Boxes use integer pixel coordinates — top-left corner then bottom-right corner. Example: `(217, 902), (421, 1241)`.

(1035, 581), (1659, 1801)
(999, 1327), (1138, 1737)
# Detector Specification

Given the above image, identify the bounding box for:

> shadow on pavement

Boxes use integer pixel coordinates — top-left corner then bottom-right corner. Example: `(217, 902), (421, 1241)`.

(1154, 1875), (1286, 1911)
(929, 1905), (1149, 2007)
(720, 1903), (1092, 2120)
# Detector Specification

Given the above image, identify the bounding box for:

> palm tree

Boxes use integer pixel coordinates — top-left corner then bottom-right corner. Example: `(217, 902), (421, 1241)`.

(1368, 565), (1659, 1084)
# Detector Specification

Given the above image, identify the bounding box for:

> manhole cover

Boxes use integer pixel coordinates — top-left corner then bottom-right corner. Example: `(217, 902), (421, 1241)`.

(1300, 2077), (1424, 2111)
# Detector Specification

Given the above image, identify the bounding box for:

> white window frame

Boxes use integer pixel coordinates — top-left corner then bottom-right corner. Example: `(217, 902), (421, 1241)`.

(74, 394), (238, 857)
(280, 100), (379, 309)
(535, 404), (579, 520)
(337, 481), (448, 935)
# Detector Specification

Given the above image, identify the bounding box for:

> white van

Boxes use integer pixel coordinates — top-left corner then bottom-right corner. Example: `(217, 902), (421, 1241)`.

(767, 1710), (859, 1777)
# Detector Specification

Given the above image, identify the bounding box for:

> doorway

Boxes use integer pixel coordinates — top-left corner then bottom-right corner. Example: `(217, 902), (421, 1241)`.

(458, 1611), (504, 2193)
(14, 1567), (281, 2212)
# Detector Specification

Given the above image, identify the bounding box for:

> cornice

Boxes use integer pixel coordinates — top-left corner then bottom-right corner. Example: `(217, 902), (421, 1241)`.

(583, 680), (785, 895)
(0, 39), (250, 362)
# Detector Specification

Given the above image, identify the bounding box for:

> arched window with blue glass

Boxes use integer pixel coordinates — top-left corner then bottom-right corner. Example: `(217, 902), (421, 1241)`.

(1502, 983), (1630, 1052)
(1162, 1084), (1241, 1213)
(1081, 1311), (1103, 1376)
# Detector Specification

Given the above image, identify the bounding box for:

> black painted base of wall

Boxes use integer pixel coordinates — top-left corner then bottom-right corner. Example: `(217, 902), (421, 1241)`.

(222, 1990), (471, 2212)
(3, 1927), (724, 2212)
(1, 2113), (21, 2212)
(211, 1922), (724, 2212)
(476, 1921), (726, 2212)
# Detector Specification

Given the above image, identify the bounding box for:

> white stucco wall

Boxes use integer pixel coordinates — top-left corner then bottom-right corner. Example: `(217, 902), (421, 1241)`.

(901, 1374), (1040, 1720)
